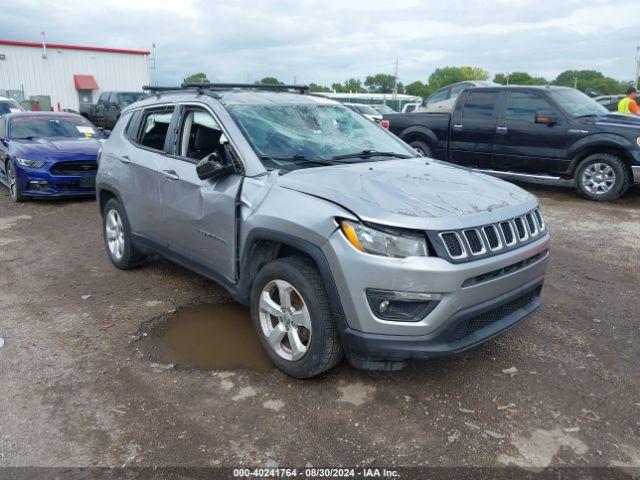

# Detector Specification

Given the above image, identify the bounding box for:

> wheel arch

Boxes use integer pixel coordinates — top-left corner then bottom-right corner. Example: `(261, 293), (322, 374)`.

(398, 125), (438, 149)
(96, 183), (124, 216)
(567, 135), (635, 178)
(238, 229), (345, 320)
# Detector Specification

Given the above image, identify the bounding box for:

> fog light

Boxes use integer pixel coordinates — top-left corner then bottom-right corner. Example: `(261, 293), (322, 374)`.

(28, 180), (50, 191)
(366, 289), (441, 322)
(378, 300), (390, 313)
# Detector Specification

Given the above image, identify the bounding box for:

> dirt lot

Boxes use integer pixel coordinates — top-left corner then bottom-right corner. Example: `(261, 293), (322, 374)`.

(0, 183), (638, 472)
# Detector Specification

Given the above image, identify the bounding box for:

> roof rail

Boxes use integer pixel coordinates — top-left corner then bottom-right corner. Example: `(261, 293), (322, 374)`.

(142, 85), (184, 92)
(182, 82), (308, 93)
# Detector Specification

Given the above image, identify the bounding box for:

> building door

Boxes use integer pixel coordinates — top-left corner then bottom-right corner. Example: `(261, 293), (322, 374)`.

(78, 90), (93, 106)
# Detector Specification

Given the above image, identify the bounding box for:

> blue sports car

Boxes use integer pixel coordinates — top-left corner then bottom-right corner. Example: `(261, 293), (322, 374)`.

(0, 112), (106, 202)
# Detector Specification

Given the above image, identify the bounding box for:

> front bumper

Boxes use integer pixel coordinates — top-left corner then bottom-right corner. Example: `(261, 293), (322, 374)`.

(632, 165), (640, 184)
(342, 277), (543, 364)
(15, 164), (96, 197)
(325, 228), (549, 337)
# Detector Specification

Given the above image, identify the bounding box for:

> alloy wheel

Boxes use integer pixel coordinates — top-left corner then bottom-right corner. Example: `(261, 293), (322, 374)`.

(258, 279), (312, 361)
(7, 163), (17, 200)
(105, 209), (125, 260)
(581, 162), (616, 195)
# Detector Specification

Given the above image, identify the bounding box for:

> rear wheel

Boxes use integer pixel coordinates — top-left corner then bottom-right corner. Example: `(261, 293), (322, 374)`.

(575, 153), (630, 201)
(102, 198), (146, 269)
(409, 139), (433, 158)
(6, 160), (26, 203)
(250, 256), (343, 378)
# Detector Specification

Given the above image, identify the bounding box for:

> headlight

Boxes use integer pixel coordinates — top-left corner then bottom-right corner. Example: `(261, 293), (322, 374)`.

(340, 220), (428, 258)
(16, 158), (45, 168)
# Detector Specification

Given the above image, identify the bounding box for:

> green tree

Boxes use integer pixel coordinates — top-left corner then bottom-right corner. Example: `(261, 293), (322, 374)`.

(427, 66), (489, 92)
(258, 77), (282, 85)
(552, 70), (625, 95)
(493, 72), (548, 85)
(183, 72), (209, 84)
(308, 83), (331, 92)
(343, 78), (366, 93)
(364, 73), (397, 93)
(405, 81), (428, 98)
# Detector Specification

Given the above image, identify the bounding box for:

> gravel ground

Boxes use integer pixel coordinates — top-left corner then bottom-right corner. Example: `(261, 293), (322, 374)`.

(0, 183), (638, 472)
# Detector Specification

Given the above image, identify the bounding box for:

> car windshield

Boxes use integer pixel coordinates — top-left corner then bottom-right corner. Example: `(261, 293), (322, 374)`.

(548, 89), (609, 117)
(118, 93), (143, 105)
(352, 104), (379, 115)
(227, 103), (413, 167)
(9, 116), (98, 139)
(373, 105), (395, 114)
(0, 101), (22, 115)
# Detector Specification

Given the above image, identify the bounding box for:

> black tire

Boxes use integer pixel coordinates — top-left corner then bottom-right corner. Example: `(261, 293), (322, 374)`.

(575, 153), (630, 202)
(6, 160), (27, 203)
(102, 198), (146, 269)
(409, 139), (434, 158)
(250, 256), (343, 378)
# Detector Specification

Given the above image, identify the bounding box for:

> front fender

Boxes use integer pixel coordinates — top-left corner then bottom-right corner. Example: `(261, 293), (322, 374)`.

(567, 132), (639, 173)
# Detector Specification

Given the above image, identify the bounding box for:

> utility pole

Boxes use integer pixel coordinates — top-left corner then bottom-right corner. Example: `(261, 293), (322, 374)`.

(392, 59), (399, 100)
(634, 45), (640, 90)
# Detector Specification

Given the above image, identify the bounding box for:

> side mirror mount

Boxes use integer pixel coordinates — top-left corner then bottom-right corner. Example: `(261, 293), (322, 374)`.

(196, 152), (234, 181)
(1, 138), (8, 147)
(101, 129), (111, 139)
(535, 110), (558, 126)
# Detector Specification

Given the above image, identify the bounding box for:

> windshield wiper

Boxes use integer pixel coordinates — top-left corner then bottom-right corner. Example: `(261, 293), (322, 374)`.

(259, 154), (343, 166)
(331, 150), (413, 161)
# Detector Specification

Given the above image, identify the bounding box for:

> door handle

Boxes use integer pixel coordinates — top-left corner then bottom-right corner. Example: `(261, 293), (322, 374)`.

(161, 170), (180, 181)
(496, 126), (508, 133)
(118, 154), (131, 164)
(452, 124), (463, 130)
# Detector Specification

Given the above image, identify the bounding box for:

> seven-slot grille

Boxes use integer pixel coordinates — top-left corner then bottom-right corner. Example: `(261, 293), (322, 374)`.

(437, 208), (545, 261)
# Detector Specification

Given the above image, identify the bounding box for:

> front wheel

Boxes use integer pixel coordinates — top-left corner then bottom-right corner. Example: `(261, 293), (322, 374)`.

(6, 160), (26, 203)
(250, 256), (343, 378)
(575, 153), (630, 202)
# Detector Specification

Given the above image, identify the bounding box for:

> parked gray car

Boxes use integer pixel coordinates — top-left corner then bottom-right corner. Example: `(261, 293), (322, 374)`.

(96, 83), (550, 378)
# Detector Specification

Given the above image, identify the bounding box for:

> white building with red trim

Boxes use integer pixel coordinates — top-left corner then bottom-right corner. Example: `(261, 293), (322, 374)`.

(0, 39), (150, 111)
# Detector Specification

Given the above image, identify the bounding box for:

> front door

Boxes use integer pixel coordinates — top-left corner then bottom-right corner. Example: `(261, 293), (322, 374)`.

(492, 91), (567, 173)
(119, 106), (176, 243)
(159, 106), (242, 283)
(448, 90), (501, 168)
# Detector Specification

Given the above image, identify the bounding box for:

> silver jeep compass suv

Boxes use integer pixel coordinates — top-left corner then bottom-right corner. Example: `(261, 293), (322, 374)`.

(96, 83), (549, 378)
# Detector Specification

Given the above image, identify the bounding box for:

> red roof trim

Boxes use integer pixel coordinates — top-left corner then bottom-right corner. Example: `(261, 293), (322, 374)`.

(0, 39), (150, 56)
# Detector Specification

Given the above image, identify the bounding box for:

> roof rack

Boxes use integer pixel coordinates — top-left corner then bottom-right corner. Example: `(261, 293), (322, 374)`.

(142, 83), (309, 94)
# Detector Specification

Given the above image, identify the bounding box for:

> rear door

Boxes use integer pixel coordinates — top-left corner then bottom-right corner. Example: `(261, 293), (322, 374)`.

(159, 104), (242, 283)
(119, 105), (176, 243)
(492, 91), (566, 173)
(448, 90), (502, 168)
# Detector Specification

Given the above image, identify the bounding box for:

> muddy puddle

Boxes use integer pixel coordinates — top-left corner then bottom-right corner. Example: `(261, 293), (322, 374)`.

(144, 303), (273, 372)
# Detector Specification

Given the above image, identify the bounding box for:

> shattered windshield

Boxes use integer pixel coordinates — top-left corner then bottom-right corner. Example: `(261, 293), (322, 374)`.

(226, 103), (413, 168)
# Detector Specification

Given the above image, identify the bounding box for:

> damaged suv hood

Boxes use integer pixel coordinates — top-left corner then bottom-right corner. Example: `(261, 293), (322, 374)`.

(278, 159), (537, 230)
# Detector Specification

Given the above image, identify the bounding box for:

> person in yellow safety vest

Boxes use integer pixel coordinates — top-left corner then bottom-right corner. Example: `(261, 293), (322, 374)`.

(618, 87), (640, 115)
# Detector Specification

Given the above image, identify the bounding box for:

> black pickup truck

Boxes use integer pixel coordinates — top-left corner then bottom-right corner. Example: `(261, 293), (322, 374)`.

(79, 91), (143, 130)
(384, 86), (640, 201)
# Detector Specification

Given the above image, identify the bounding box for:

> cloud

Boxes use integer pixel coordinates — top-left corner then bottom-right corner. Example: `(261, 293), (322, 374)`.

(0, 0), (634, 86)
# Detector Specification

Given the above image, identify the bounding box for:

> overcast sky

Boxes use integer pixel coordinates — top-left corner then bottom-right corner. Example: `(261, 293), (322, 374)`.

(0, 0), (637, 86)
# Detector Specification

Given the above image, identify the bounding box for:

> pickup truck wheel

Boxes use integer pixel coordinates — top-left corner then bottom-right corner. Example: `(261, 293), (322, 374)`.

(6, 160), (26, 203)
(102, 198), (146, 269)
(250, 256), (343, 378)
(575, 153), (630, 201)
(409, 140), (433, 158)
